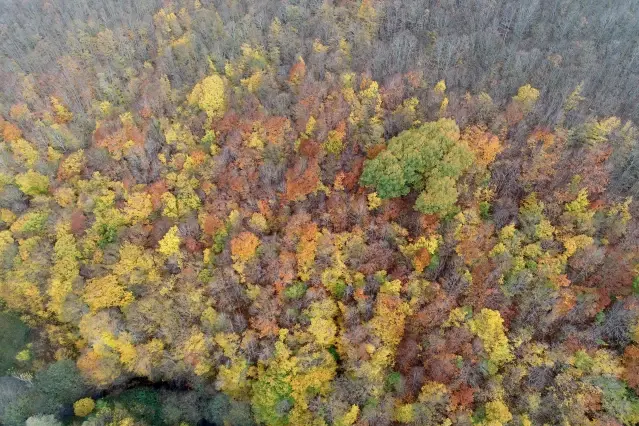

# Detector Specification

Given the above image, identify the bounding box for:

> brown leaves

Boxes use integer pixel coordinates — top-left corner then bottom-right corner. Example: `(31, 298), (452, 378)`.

(366, 143), (386, 160)
(92, 119), (145, 164)
(341, 157), (364, 191)
(521, 128), (561, 193)
(250, 316), (280, 338)
(623, 345), (639, 392)
(185, 236), (201, 254)
(77, 349), (122, 387)
(288, 57), (306, 85)
(326, 193), (349, 232)
(296, 222), (319, 280)
(202, 214), (223, 236)
(450, 385), (475, 410)
(285, 159), (321, 202)
(555, 288), (577, 316)
(277, 250), (297, 289)
(413, 247), (432, 274)
(70, 209), (87, 236)
(264, 116), (292, 145)
(425, 354), (457, 384)
(148, 180), (168, 210)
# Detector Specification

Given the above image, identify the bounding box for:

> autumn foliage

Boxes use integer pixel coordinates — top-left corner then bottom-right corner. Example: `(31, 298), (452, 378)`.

(0, 2), (639, 425)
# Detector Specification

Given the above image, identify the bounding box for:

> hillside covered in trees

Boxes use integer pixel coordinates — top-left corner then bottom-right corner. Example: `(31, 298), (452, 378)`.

(2, 0), (639, 425)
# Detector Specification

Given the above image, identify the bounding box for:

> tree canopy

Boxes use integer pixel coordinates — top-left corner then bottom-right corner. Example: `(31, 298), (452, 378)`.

(1, 0), (639, 425)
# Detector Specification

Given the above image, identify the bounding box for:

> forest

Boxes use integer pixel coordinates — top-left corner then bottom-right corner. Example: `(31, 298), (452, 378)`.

(1, 0), (639, 425)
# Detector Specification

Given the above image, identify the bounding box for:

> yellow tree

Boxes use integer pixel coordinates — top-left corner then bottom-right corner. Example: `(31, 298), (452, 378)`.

(346, 279), (412, 397)
(179, 329), (214, 376)
(214, 332), (251, 398)
(124, 192), (153, 224)
(48, 224), (80, 319)
(51, 96), (73, 123)
(306, 299), (339, 347)
(483, 400), (513, 426)
(188, 74), (226, 119)
(230, 231), (260, 281)
(58, 150), (85, 180)
(16, 170), (49, 196)
(113, 242), (158, 287)
(468, 308), (513, 368)
(157, 226), (181, 258)
(251, 331), (296, 426)
(73, 398), (95, 417)
(10, 138), (38, 167)
(83, 274), (133, 311)
(512, 84), (539, 114)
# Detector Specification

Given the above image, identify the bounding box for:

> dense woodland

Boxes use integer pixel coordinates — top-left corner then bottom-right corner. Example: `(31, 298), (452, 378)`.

(2, 0), (639, 425)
